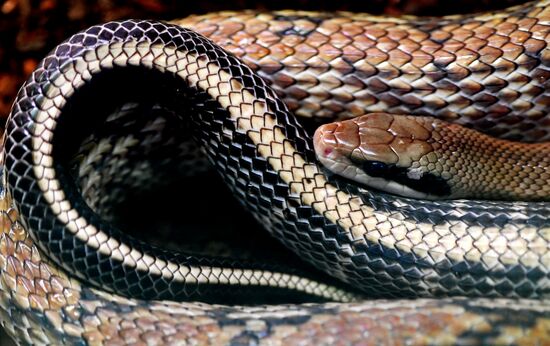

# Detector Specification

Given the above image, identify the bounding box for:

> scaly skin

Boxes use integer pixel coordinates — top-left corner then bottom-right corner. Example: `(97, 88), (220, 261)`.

(175, 3), (550, 142)
(0, 194), (549, 344)
(313, 113), (550, 201)
(0, 2), (549, 345)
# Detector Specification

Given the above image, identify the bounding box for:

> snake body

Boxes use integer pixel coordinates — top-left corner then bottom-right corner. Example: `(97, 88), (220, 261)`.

(0, 1), (550, 344)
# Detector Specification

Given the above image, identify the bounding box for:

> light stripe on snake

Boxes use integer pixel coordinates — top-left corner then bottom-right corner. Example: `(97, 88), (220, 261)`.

(0, 1), (549, 344)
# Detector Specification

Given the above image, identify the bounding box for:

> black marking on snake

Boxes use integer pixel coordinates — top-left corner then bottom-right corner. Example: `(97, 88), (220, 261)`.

(273, 14), (326, 25)
(272, 14), (326, 37)
(276, 27), (315, 37)
(455, 300), (544, 341)
(361, 160), (451, 197)
(323, 171), (550, 298)
(10, 27), (352, 303)
(6, 18), (550, 317)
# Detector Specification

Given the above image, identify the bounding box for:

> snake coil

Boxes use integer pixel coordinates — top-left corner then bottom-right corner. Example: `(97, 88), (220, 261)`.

(1, 1), (549, 344)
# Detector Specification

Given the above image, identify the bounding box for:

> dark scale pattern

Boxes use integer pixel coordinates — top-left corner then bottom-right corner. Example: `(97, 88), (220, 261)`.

(0, 9), (549, 345)
(4, 20), (361, 303)
(175, 3), (550, 142)
(4, 19), (550, 300)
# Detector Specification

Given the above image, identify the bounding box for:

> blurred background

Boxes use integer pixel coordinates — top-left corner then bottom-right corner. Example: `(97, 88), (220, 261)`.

(0, 0), (524, 344)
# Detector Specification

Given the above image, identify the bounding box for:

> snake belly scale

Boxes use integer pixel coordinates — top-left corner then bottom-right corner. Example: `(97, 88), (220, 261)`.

(0, 1), (549, 345)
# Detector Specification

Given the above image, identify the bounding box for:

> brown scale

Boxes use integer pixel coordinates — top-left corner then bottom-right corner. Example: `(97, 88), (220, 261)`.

(1, 3), (550, 344)
(174, 2), (550, 142)
(314, 113), (550, 200)
(1, 194), (549, 344)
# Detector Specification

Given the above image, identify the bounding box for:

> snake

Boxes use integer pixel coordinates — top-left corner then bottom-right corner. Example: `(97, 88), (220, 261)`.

(0, 0), (549, 344)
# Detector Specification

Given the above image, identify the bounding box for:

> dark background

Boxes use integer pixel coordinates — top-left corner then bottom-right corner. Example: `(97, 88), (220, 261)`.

(0, 0), (524, 344)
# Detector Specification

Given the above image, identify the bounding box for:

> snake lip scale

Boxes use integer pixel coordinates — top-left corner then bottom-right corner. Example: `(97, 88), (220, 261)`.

(0, 1), (550, 344)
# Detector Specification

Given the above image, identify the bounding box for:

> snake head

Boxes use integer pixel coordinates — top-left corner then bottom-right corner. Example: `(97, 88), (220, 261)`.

(313, 113), (452, 200)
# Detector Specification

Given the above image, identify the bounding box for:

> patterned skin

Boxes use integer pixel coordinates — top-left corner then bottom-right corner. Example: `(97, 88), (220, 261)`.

(0, 1), (549, 345)
(313, 113), (550, 200)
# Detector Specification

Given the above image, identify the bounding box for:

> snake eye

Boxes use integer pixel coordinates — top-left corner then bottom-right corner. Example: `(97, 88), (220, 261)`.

(362, 159), (451, 197)
(362, 160), (389, 177)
